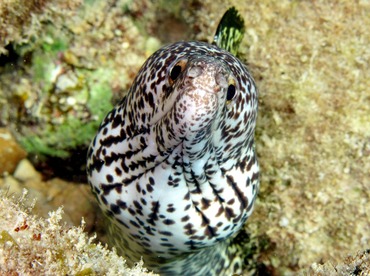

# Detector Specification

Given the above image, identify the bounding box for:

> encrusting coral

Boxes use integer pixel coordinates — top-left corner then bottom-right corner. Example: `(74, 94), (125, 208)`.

(0, 0), (82, 54)
(0, 0), (369, 275)
(0, 190), (157, 275)
(309, 250), (370, 276)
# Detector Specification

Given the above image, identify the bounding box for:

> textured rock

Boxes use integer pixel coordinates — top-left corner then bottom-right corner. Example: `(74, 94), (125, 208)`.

(1, 159), (103, 236)
(0, 128), (26, 175)
(308, 250), (370, 275)
(13, 159), (41, 182)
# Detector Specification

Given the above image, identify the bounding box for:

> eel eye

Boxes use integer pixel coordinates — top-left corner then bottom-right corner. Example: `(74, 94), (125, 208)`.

(170, 65), (182, 80)
(226, 84), (236, 101)
(169, 59), (187, 85)
(226, 78), (237, 103)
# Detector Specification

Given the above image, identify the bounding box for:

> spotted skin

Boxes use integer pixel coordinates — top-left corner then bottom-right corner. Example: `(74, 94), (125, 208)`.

(87, 41), (259, 275)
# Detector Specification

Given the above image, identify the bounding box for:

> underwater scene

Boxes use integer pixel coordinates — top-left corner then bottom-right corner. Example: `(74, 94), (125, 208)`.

(0, 0), (369, 275)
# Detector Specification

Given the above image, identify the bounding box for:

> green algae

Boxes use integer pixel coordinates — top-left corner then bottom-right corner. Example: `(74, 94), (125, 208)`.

(18, 70), (113, 158)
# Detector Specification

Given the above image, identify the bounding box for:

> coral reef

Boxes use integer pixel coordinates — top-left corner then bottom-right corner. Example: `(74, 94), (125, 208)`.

(0, 191), (156, 275)
(0, 0), (82, 54)
(239, 1), (370, 273)
(0, 0), (369, 275)
(0, 157), (102, 234)
(0, 0), (161, 178)
(309, 249), (370, 276)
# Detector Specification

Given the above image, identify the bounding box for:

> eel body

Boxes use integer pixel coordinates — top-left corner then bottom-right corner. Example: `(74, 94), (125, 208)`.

(87, 40), (259, 275)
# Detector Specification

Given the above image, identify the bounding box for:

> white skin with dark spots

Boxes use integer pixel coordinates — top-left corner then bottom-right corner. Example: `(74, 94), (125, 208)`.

(87, 41), (259, 275)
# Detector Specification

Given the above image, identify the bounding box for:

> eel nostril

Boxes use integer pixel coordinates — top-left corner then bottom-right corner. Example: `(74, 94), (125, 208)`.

(215, 71), (228, 88)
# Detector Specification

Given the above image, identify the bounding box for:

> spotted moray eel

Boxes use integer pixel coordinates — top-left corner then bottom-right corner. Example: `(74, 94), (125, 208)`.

(86, 40), (259, 274)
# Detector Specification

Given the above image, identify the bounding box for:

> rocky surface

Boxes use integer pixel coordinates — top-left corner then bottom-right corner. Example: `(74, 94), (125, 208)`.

(0, 151), (105, 239)
(0, 128), (26, 175)
(0, 0), (369, 275)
